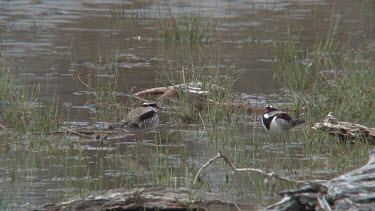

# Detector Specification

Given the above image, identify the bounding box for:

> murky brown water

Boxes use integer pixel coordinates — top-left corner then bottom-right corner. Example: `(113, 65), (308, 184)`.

(0, 0), (374, 210)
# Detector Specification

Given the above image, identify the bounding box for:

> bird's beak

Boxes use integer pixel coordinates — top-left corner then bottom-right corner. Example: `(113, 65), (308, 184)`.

(157, 105), (165, 113)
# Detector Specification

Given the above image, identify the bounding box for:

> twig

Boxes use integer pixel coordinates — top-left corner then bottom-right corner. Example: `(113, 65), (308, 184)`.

(0, 123), (9, 131)
(61, 126), (93, 138)
(193, 152), (327, 186)
(77, 73), (95, 91)
(72, 129), (123, 135)
(193, 152), (222, 185)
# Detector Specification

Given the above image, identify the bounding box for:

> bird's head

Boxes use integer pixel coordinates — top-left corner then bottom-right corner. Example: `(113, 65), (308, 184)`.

(264, 104), (279, 113)
(142, 102), (164, 112)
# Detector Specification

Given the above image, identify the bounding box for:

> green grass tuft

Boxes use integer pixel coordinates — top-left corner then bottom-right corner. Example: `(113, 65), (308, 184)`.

(158, 8), (217, 44)
(0, 52), (61, 134)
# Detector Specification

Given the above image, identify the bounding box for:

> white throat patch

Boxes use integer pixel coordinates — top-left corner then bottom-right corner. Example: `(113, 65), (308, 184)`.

(148, 106), (158, 113)
(264, 113), (271, 119)
(264, 111), (279, 119)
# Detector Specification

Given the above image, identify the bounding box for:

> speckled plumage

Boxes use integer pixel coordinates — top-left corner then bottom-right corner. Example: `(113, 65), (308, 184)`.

(115, 102), (161, 135)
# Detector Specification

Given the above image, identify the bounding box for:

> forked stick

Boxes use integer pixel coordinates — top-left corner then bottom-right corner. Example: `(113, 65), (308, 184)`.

(193, 152), (327, 186)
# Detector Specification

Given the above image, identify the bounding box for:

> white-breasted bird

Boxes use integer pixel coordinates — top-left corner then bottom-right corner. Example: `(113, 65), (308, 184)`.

(261, 105), (305, 133)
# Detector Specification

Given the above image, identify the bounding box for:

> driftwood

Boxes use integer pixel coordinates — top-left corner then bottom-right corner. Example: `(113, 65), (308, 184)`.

(134, 82), (255, 115)
(133, 82), (214, 100)
(43, 187), (256, 211)
(267, 148), (375, 210)
(312, 112), (375, 144)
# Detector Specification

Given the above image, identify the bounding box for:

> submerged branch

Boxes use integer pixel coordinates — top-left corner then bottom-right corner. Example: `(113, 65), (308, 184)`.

(193, 152), (222, 185)
(193, 152), (327, 186)
(60, 127), (124, 139)
(61, 126), (93, 138)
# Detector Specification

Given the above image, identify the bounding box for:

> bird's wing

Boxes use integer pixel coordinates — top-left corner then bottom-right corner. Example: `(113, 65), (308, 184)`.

(277, 112), (292, 121)
(121, 107), (153, 126)
(139, 110), (156, 121)
(275, 112), (293, 130)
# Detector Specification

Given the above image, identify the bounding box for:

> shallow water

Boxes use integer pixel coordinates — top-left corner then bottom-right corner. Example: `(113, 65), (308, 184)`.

(0, 0), (374, 210)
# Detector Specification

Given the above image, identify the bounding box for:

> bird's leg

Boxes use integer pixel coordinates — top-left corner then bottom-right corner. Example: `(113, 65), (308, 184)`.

(132, 134), (140, 143)
(271, 135), (277, 145)
(137, 133), (145, 144)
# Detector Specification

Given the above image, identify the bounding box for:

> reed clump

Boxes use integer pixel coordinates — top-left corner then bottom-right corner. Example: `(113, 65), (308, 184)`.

(74, 49), (132, 124)
(0, 53), (60, 134)
(109, 1), (150, 22)
(161, 63), (242, 126)
(275, 38), (375, 125)
(158, 8), (217, 44)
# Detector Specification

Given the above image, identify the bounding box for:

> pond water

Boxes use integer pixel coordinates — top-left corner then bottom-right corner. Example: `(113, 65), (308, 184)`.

(0, 0), (374, 210)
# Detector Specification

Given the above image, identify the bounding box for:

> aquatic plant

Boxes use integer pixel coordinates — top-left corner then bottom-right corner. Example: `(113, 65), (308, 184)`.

(274, 15), (375, 126)
(1, 3), (374, 210)
(158, 7), (217, 44)
(109, 1), (150, 22)
(0, 53), (60, 134)
(160, 61), (243, 126)
(74, 48), (132, 123)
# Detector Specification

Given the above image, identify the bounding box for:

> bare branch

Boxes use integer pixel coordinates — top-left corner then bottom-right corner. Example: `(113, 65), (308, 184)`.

(77, 73), (95, 91)
(193, 152), (327, 186)
(193, 152), (222, 184)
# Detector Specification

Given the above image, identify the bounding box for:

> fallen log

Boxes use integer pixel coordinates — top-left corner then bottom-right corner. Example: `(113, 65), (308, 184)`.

(267, 148), (375, 210)
(43, 187), (257, 211)
(133, 82), (256, 115)
(133, 82), (215, 98)
(312, 112), (375, 144)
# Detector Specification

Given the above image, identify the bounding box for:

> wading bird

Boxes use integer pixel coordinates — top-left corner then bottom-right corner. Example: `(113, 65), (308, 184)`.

(112, 102), (163, 141)
(261, 105), (305, 142)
